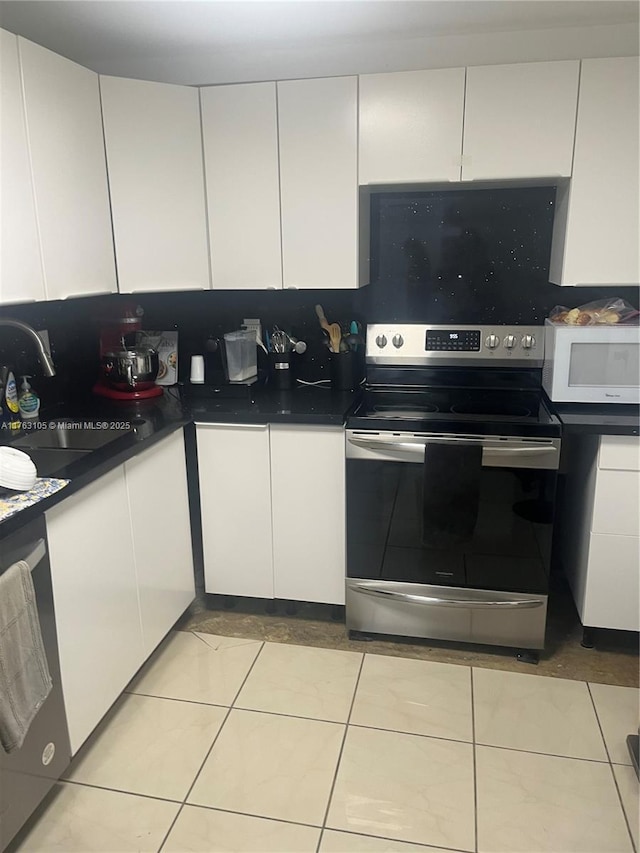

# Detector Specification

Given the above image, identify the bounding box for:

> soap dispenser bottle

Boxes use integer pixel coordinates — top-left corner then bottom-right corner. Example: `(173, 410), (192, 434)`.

(18, 375), (40, 420)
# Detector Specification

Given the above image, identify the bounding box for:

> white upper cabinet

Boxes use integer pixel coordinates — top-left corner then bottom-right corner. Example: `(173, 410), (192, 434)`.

(0, 30), (45, 305)
(201, 83), (282, 289)
(18, 37), (117, 300)
(549, 57), (639, 286)
(278, 76), (358, 289)
(462, 60), (580, 180)
(359, 68), (465, 184)
(100, 75), (210, 292)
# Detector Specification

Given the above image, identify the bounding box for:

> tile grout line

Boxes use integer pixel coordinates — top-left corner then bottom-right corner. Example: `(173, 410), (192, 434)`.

(315, 651), (366, 853)
(156, 640), (267, 852)
(471, 667), (479, 853)
(586, 682), (638, 853)
(59, 777), (182, 805)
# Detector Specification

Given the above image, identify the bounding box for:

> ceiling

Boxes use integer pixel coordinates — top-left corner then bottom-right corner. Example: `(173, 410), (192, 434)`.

(1, 0), (638, 85)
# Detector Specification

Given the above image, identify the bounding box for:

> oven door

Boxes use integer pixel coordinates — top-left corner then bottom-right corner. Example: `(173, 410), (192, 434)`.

(345, 430), (560, 649)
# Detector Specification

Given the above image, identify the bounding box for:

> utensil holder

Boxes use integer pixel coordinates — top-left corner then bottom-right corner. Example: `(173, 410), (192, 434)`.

(269, 352), (293, 390)
(329, 351), (361, 391)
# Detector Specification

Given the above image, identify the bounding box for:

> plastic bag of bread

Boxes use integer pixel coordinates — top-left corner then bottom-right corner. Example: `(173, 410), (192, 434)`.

(549, 298), (639, 326)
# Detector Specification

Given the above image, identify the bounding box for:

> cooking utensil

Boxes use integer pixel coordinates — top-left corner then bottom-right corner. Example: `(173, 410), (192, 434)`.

(327, 323), (342, 354)
(101, 347), (159, 390)
(315, 304), (331, 335)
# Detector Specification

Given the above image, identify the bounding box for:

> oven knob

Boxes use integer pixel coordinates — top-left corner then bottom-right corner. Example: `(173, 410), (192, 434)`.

(375, 334), (387, 349)
(392, 334), (404, 349)
(504, 334), (517, 349)
(521, 334), (536, 349)
(485, 334), (500, 349)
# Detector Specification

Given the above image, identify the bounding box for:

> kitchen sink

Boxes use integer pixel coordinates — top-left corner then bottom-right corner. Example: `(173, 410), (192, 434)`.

(19, 448), (92, 478)
(12, 422), (133, 451)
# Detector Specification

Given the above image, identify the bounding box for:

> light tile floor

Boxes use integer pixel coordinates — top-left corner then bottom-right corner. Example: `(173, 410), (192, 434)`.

(13, 630), (639, 853)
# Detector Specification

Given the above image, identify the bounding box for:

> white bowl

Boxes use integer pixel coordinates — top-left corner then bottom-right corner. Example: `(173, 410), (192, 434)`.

(0, 446), (37, 491)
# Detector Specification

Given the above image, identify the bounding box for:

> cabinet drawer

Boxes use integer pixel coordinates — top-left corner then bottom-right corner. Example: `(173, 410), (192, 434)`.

(599, 436), (640, 471)
(592, 469), (640, 536)
(583, 533), (640, 631)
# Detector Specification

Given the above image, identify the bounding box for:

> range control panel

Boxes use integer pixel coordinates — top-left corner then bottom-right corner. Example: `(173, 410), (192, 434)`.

(366, 324), (544, 367)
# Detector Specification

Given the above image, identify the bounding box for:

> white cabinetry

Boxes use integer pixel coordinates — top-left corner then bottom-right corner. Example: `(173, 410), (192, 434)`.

(278, 76), (358, 289)
(196, 423), (274, 598)
(100, 75), (210, 292)
(200, 83), (282, 289)
(359, 68), (465, 184)
(462, 60), (579, 180)
(18, 37), (116, 300)
(0, 29), (45, 305)
(561, 435), (640, 633)
(270, 425), (345, 604)
(45, 467), (143, 755)
(196, 422), (345, 604)
(549, 57), (640, 286)
(125, 430), (195, 656)
(46, 430), (195, 754)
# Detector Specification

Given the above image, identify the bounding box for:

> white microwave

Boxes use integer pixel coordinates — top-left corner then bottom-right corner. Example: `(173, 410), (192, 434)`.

(542, 320), (640, 404)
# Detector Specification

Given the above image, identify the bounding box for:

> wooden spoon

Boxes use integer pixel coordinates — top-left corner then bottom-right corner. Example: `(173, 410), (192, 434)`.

(327, 322), (343, 354)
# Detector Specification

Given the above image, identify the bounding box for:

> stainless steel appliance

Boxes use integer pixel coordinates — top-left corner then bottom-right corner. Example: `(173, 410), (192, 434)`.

(346, 324), (561, 659)
(0, 517), (71, 852)
(542, 320), (640, 404)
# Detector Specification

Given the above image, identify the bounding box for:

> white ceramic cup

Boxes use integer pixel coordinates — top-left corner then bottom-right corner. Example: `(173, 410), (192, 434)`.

(190, 354), (205, 384)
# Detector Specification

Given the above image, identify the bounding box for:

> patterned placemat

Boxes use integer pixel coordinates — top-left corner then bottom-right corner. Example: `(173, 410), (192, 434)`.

(0, 478), (70, 522)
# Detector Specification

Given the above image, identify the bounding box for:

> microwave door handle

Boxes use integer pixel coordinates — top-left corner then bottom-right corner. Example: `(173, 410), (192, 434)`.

(483, 446), (557, 456)
(355, 585), (545, 609)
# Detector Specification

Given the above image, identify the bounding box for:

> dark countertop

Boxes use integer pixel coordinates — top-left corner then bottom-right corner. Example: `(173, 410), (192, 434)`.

(548, 400), (640, 436)
(186, 382), (361, 425)
(0, 384), (360, 537)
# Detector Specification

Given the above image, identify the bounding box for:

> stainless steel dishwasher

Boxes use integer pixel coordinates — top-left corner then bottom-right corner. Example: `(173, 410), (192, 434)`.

(0, 516), (71, 852)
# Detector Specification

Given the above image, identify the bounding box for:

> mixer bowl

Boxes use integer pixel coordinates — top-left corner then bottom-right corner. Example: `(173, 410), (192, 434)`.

(101, 347), (159, 390)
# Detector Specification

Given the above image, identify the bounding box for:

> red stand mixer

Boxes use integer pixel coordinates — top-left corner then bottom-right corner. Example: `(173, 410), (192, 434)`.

(93, 302), (163, 400)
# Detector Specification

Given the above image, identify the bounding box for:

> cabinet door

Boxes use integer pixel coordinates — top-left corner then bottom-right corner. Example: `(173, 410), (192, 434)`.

(549, 57), (640, 286)
(201, 83), (282, 289)
(100, 75), (210, 292)
(0, 30), (45, 305)
(583, 533), (640, 631)
(270, 425), (345, 604)
(45, 467), (143, 755)
(18, 37), (117, 300)
(196, 423), (273, 597)
(278, 76), (358, 289)
(125, 430), (195, 656)
(359, 68), (465, 184)
(462, 60), (579, 180)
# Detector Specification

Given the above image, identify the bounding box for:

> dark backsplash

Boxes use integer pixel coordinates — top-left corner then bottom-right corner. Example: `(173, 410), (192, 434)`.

(2, 184), (638, 407)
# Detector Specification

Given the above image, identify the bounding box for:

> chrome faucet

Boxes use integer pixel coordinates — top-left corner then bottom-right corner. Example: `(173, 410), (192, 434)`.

(0, 318), (56, 377)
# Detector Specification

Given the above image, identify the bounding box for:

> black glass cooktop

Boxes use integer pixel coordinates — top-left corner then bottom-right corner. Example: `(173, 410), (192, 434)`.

(348, 373), (561, 437)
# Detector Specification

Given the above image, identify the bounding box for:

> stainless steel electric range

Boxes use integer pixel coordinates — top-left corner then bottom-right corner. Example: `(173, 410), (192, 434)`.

(345, 324), (561, 659)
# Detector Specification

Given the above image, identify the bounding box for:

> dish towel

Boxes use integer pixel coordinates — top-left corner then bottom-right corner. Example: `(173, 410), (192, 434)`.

(422, 443), (483, 548)
(0, 561), (52, 753)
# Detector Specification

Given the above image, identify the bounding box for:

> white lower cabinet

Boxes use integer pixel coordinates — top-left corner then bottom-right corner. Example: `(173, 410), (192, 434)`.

(46, 429), (195, 755)
(561, 434), (640, 633)
(45, 466), (143, 755)
(270, 425), (345, 604)
(196, 423), (274, 598)
(196, 422), (345, 604)
(125, 430), (195, 656)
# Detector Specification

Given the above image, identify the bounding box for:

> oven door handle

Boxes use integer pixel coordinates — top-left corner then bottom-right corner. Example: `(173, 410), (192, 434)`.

(354, 584), (545, 609)
(348, 436), (556, 456)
